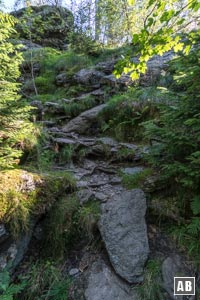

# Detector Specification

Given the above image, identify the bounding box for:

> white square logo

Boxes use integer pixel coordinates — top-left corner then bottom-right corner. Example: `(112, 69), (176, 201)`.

(174, 277), (195, 295)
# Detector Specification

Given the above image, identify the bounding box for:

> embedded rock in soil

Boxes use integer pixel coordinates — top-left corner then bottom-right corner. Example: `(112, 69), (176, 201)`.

(98, 189), (149, 283)
(56, 73), (70, 86)
(84, 259), (138, 300)
(0, 224), (8, 244)
(77, 188), (94, 204)
(0, 230), (34, 271)
(62, 104), (106, 134)
(44, 102), (64, 114)
(162, 255), (195, 300)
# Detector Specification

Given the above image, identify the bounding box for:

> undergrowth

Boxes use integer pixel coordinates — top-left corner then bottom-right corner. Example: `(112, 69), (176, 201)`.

(0, 269), (26, 300)
(136, 260), (164, 300)
(22, 47), (94, 98)
(99, 87), (161, 142)
(43, 196), (100, 259)
(143, 49), (200, 264)
(17, 260), (71, 300)
(121, 168), (152, 189)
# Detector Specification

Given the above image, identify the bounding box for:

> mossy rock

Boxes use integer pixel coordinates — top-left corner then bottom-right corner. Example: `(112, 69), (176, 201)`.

(0, 169), (75, 238)
(12, 5), (74, 49)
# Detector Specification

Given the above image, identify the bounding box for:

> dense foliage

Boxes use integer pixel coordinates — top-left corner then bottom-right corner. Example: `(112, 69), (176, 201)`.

(143, 47), (200, 259)
(0, 12), (36, 170)
(115, 0), (200, 79)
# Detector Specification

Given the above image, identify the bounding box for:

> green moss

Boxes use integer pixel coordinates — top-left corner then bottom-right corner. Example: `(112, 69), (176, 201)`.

(0, 169), (75, 238)
(44, 171), (76, 195)
(121, 168), (152, 189)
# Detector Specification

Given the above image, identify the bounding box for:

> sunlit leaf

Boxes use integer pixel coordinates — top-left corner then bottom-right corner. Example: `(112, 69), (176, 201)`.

(174, 43), (184, 53)
(130, 71), (139, 80)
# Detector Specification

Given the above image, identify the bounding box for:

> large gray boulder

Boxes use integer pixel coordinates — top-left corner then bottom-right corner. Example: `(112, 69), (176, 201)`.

(85, 259), (138, 300)
(12, 5), (73, 48)
(98, 189), (149, 283)
(62, 104), (106, 134)
(95, 60), (117, 74)
(100, 74), (133, 88)
(74, 69), (105, 86)
(139, 51), (175, 86)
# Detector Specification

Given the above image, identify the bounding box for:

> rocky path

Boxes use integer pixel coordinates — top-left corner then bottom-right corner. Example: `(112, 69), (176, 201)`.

(40, 76), (151, 298)
(36, 56), (196, 300)
(42, 56), (197, 300)
(1, 54), (197, 300)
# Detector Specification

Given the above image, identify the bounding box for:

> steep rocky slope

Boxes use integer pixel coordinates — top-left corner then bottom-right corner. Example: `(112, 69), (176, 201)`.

(0, 18), (198, 298)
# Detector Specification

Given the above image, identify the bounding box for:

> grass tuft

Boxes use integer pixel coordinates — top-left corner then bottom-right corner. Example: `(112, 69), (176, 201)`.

(121, 168), (152, 189)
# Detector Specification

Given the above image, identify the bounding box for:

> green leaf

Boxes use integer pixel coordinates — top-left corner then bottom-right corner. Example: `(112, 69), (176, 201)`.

(174, 43), (184, 53)
(123, 67), (130, 74)
(132, 34), (139, 44)
(130, 71), (139, 80)
(147, 17), (154, 27)
(128, 0), (135, 5)
(191, 196), (200, 215)
(183, 45), (191, 55)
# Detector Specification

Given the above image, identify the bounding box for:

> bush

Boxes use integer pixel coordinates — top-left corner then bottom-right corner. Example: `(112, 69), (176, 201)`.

(143, 48), (200, 259)
(0, 12), (37, 169)
(0, 269), (26, 300)
(99, 87), (159, 141)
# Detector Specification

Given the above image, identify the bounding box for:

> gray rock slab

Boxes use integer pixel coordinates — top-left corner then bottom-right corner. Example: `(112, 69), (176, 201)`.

(98, 189), (149, 283)
(62, 104), (106, 134)
(91, 89), (105, 97)
(85, 259), (138, 300)
(97, 137), (118, 147)
(74, 69), (105, 86)
(122, 166), (144, 175)
(69, 268), (79, 276)
(77, 189), (94, 204)
(0, 230), (34, 272)
(53, 137), (77, 145)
